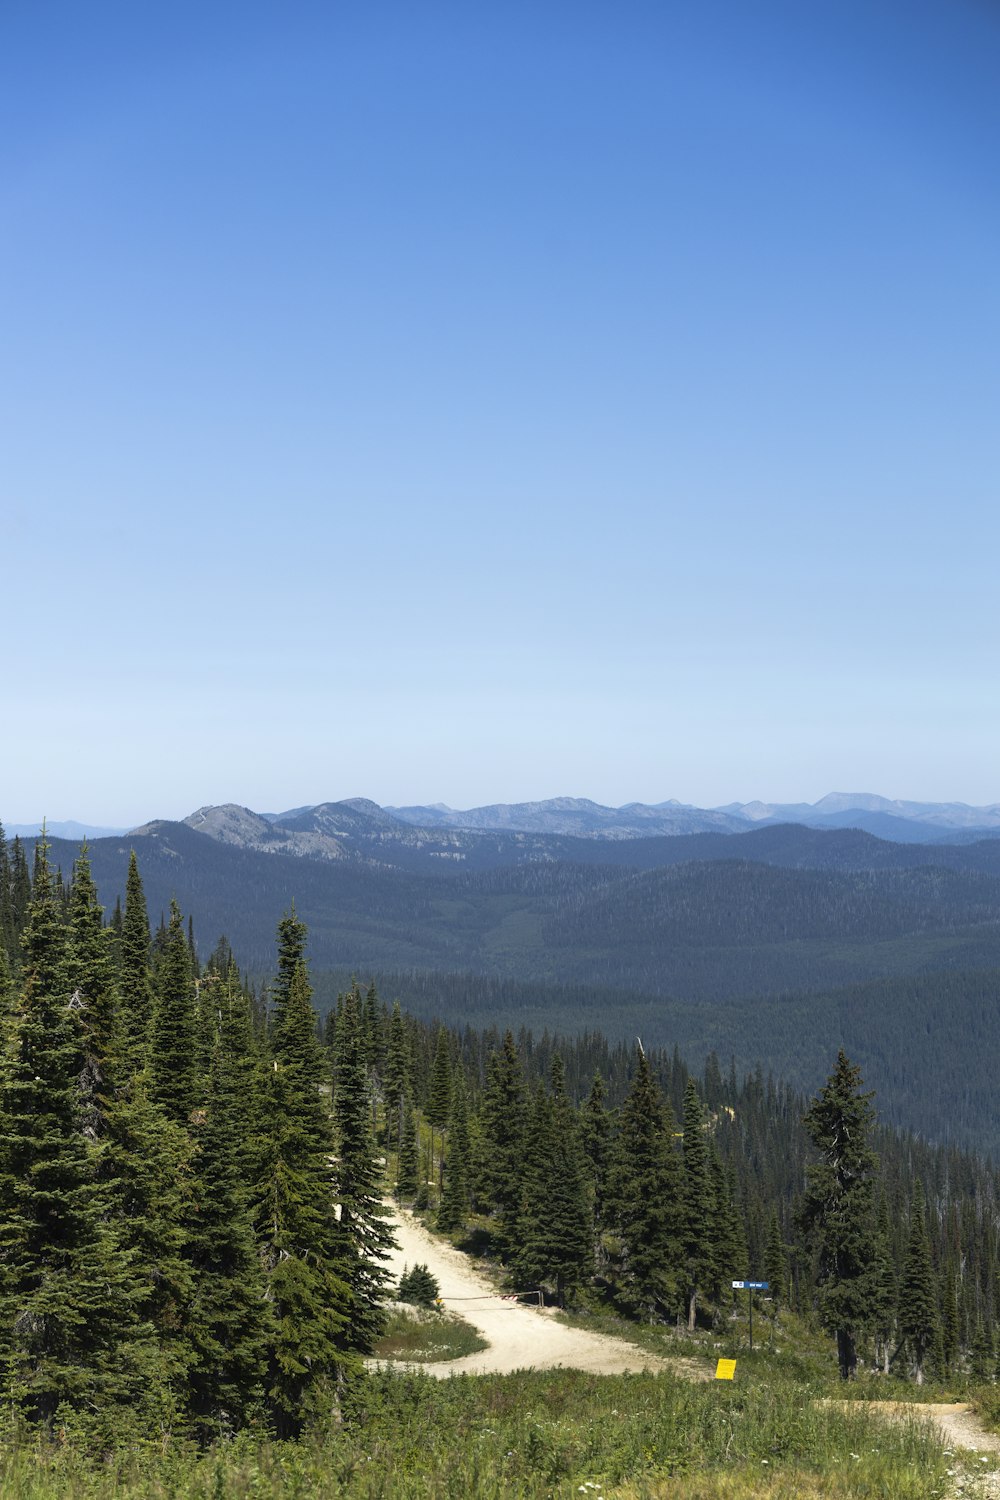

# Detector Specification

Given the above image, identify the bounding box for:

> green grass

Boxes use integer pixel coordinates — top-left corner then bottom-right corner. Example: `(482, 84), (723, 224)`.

(0, 1362), (954, 1499)
(372, 1305), (487, 1363)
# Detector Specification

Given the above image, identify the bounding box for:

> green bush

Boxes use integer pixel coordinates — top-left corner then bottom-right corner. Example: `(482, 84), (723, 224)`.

(397, 1263), (440, 1308)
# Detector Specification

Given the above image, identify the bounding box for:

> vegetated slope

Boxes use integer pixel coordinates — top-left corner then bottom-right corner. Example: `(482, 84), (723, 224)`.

(37, 826), (1000, 1002)
(342, 966), (1000, 1159)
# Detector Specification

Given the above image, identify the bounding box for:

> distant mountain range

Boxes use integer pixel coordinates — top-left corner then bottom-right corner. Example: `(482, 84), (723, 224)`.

(8, 793), (1000, 847)
(15, 797), (1000, 1154)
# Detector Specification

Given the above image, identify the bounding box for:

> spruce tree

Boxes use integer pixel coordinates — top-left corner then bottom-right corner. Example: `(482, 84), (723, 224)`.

(66, 846), (118, 1138)
(102, 1069), (193, 1426)
(0, 840), (148, 1429)
(426, 1026), (453, 1191)
(118, 852), (154, 1072)
(708, 1146), (747, 1297)
(763, 1210), (788, 1311)
(478, 1032), (528, 1256)
(899, 1180), (939, 1386)
(607, 1046), (683, 1320)
(185, 983), (268, 1441)
(149, 900), (198, 1126)
(0, 822), (12, 961)
(383, 1001), (409, 1153)
(870, 1196), (897, 1374)
(680, 1079), (715, 1330)
(799, 1051), (880, 1380)
(514, 1059), (593, 1306)
(971, 1317), (994, 1383)
(263, 956), (354, 1434)
(332, 984), (395, 1353)
(437, 1069), (471, 1233)
(9, 836), (31, 945)
(941, 1256), (960, 1377)
(396, 1099), (420, 1199)
(581, 1071), (612, 1237)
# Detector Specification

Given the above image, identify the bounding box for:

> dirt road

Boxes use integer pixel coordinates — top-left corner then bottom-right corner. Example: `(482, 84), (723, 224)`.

(384, 1204), (697, 1379)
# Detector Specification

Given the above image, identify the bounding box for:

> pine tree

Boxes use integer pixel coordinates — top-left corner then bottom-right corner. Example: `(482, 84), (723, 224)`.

(271, 906), (309, 1036)
(0, 840), (148, 1429)
(263, 954), (354, 1434)
(680, 1079), (715, 1330)
(478, 1032), (528, 1256)
(763, 1209), (788, 1311)
(514, 1058), (593, 1306)
(102, 1070), (193, 1426)
(118, 851), (154, 1072)
(66, 846), (118, 1138)
(383, 1001), (409, 1153)
(607, 1046), (683, 1320)
(971, 1317), (995, 1383)
(708, 1146), (747, 1298)
(437, 1069), (471, 1233)
(185, 983), (268, 1441)
(426, 1026), (453, 1192)
(799, 1051), (880, 1380)
(332, 984), (395, 1353)
(899, 1180), (939, 1386)
(9, 836), (31, 945)
(870, 1196), (897, 1374)
(0, 822), (13, 961)
(396, 1099), (420, 1199)
(581, 1071), (612, 1236)
(941, 1256), (960, 1377)
(149, 900), (198, 1126)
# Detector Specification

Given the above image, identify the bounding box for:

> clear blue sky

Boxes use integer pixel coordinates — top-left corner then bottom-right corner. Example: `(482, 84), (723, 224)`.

(4, 0), (999, 824)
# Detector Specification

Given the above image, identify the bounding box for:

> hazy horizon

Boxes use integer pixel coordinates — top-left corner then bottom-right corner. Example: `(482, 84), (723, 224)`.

(7, 785), (1000, 834)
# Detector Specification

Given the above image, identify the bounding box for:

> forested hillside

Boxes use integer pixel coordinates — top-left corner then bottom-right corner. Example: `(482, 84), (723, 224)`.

(21, 823), (1000, 996)
(3, 836), (999, 1423)
(8, 817), (1000, 1158)
(311, 965), (1000, 1157)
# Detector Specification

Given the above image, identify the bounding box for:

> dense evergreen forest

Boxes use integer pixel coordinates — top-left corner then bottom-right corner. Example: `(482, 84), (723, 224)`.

(17, 821), (1000, 1166)
(4, 831), (1000, 1452)
(0, 838), (394, 1443)
(315, 964), (1000, 1159)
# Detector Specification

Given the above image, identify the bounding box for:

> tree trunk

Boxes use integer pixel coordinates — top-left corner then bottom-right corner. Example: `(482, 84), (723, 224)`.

(687, 1287), (697, 1333)
(837, 1328), (858, 1380)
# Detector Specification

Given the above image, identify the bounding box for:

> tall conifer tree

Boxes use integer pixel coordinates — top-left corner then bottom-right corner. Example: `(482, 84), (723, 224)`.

(478, 1032), (528, 1255)
(607, 1046), (683, 1320)
(799, 1051), (879, 1380)
(264, 953), (354, 1435)
(0, 840), (147, 1428)
(186, 979), (268, 1440)
(899, 1180), (939, 1386)
(680, 1079), (715, 1330)
(118, 852), (154, 1071)
(332, 984), (395, 1352)
(150, 900), (198, 1126)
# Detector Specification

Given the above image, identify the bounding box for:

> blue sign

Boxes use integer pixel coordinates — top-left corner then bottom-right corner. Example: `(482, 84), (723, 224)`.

(731, 1280), (769, 1289)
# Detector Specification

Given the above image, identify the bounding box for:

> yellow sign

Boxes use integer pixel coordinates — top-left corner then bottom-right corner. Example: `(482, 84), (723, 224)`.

(715, 1359), (737, 1381)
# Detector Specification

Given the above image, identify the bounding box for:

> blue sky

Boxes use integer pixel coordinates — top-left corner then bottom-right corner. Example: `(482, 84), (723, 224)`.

(3, 1), (999, 824)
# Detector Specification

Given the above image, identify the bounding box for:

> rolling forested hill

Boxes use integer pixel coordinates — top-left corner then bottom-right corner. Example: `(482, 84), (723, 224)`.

(11, 815), (1000, 1156)
(29, 822), (1000, 996)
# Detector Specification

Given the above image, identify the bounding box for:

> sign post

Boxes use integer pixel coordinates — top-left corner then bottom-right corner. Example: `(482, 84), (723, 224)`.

(731, 1281), (769, 1352)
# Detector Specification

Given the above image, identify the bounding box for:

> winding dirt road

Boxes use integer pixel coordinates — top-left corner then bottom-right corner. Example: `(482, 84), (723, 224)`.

(384, 1204), (701, 1379)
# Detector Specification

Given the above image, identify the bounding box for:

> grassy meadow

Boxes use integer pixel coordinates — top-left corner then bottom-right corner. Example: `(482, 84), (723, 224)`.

(0, 1358), (968, 1500)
